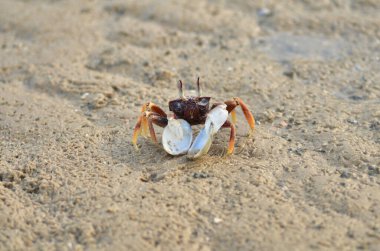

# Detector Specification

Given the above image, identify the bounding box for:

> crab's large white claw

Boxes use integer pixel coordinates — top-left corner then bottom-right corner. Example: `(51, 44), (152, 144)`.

(162, 119), (193, 155)
(187, 124), (213, 159)
(205, 104), (228, 134)
(187, 105), (228, 159)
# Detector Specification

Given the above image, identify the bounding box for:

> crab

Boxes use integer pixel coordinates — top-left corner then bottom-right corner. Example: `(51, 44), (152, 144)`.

(132, 77), (255, 159)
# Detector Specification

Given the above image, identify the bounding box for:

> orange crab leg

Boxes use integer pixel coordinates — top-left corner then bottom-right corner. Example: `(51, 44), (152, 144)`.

(141, 117), (149, 137)
(225, 97), (255, 135)
(147, 112), (169, 144)
(148, 117), (157, 143)
(132, 115), (143, 149)
(148, 103), (167, 117)
(141, 103), (168, 137)
(236, 97), (255, 135)
(144, 112), (158, 144)
(230, 109), (237, 125)
(222, 120), (236, 154)
(138, 104), (148, 137)
(132, 103), (168, 149)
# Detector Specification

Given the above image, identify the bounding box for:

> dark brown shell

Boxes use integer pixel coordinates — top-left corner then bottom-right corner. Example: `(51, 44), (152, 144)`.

(169, 97), (211, 125)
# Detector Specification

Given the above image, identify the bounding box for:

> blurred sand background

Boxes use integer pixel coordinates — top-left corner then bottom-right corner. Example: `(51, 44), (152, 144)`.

(1, 0), (380, 250)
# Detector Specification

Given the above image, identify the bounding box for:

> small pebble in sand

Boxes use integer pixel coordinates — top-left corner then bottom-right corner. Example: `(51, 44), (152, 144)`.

(288, 147), (305, 156)
(257, 7), (272, 17)
(81, 92), (89, 99)
(283, 66), (296, 79)
(192, 172), (209, 179)
(214, 217), (223, 224)
(340, 170), (351, 179)
(283, 69), (295, 79)
(346, 118), (358, 125)
(256, 111), (275, 123)
(369, 120), (379, 130)
(367, 165), (379, 176)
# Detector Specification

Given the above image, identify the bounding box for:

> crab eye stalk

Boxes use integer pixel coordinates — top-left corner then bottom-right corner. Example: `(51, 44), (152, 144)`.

(178, 80), (186, 99)
(196, 77), (202, 97)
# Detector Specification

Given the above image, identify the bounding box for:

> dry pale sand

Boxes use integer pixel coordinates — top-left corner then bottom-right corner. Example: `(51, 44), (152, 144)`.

(1, 0), (380, 250)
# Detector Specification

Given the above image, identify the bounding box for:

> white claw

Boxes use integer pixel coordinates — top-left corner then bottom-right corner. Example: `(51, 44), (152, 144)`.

(205, 104), (228, 134)
(187, 104), (228, 159)
(187, 124), (213, 159)
(162, 119), (193, 155)
(161, 105), (228, 158)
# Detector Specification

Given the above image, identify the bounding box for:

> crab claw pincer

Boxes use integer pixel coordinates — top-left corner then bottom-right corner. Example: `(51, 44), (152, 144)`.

(187, 105), (228, 159)
(162, 118), (193, 155)
(161, 105), (228, 158)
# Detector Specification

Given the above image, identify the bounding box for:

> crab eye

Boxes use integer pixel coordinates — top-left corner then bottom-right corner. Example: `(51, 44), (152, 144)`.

(198, 98), (208, 106)
(173, 102), (183, 112)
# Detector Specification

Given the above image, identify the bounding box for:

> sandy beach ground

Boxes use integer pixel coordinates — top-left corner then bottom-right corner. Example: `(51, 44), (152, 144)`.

(1, 0), (380, 250)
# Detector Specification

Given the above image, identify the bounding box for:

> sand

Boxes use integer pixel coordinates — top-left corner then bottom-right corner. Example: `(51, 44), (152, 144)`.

(1, 0), (380, 250)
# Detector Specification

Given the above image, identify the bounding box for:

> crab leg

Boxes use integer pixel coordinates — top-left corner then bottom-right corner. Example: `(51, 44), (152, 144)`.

(147, 102), (167, 117)
(140, 105), (149, 137)
(224, 97), (255, 135)
(132, 103), (168, 149)
(132, 116), (143, 149)
(230, 109), (237, 124)
(146, 112), (169, 143)
(139, 102), (167, 136)
(222, 120), (236, 154)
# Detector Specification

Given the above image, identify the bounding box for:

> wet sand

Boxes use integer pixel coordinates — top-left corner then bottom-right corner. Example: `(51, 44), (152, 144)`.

(1, 0), (380, 250)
